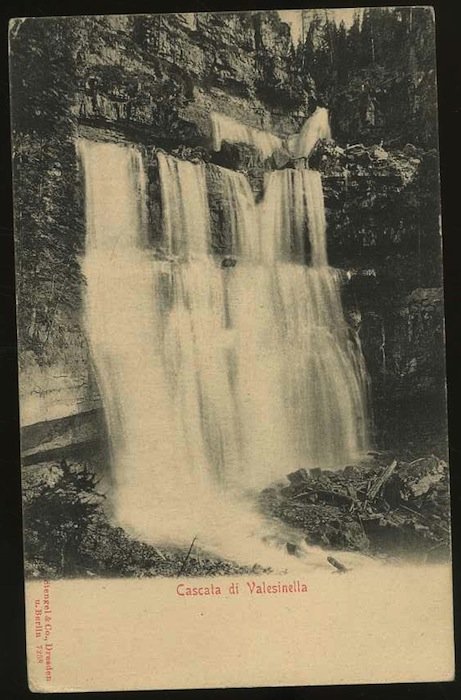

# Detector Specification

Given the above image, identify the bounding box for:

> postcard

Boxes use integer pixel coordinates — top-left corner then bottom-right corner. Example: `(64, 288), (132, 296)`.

(9, 7), (454, 691)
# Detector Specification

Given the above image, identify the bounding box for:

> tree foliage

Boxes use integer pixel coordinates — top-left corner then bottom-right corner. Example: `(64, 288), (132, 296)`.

(295, 7), (437, 148)
(23, 460), (105, 576)
(10, 18), (85, 361)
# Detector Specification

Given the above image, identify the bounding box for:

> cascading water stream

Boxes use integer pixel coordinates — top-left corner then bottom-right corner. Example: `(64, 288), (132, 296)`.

(215, 166), (370, 483)
(79, 140), (238, 545)
(78, 137), (370, 567)
(257, 168), (370, 468)
(211, 111), (283, 160)
(212, 106), (331, 162)
(286, 106), (332, 160)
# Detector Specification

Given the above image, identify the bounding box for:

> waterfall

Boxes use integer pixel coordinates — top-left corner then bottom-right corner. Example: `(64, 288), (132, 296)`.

(220, 166), (369, 479)
(79, 140), (235, 544)
(260, 169), (328, 265)
(212, 108), (332, 164)
(211, 111), (282, 160)
(157, 152), (210, 257)
(219, 167), (261, 260)
(78, 139), (369, 550)
(286, 106), (332, 160)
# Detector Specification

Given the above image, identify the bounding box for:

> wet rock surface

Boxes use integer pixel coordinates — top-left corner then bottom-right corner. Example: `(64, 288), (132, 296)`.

(259, 454), (450, 561)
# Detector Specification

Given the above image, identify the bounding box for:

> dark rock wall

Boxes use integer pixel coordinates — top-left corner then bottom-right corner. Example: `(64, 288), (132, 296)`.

(75, 13), (308, 145)
(317, 141), (445, 449)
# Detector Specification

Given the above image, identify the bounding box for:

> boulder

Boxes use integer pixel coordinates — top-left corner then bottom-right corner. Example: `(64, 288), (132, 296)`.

(391, 455), (446, 500)
(286, 468), (309, 485)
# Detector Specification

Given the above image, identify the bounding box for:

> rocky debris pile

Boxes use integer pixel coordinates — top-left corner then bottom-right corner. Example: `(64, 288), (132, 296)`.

(309, 139), (423, 185)
(259, 454), (450, 561)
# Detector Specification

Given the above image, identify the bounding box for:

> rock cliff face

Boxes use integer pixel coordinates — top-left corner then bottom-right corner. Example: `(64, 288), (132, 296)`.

(75, 13), (308, 146)
(9, 11), (445, 457)
(314, 140), (444, 449)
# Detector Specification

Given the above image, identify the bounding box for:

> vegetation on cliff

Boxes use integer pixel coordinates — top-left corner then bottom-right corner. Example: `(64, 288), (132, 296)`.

(10, 19), (84, 362)
(296, 7), (437, 149)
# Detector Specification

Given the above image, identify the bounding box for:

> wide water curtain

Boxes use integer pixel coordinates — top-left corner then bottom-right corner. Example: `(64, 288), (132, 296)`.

(78, 140), (237, 543)
(155, 150), (369, 485)
(79, 135), (369, 543)
(223, 166), (369, 478)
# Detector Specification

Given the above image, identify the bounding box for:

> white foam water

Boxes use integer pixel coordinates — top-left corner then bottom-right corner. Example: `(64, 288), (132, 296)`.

(286, 106), (332, 160)
(212, 107), (331, 163)
(211, 111), (283, 160)
(78, 139), (370, 570)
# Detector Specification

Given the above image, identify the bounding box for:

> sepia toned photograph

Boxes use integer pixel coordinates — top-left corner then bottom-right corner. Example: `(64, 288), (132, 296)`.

(9, 6), (454, 691)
